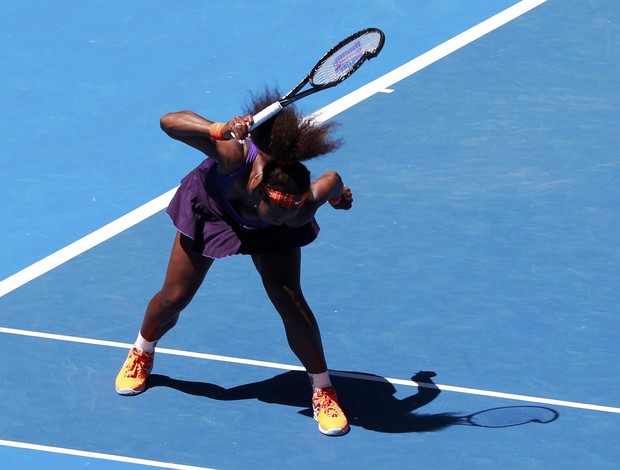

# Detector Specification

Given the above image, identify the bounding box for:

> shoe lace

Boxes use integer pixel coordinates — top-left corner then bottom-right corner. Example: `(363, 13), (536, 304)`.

(314, 388), (342, 418)
(124, 350), (152, 378)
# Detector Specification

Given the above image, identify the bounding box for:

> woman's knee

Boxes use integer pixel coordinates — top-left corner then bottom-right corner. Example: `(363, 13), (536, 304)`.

(263, 279), (290, 299)
(264, 282), (306, 311)
(155, 285), (196, 312)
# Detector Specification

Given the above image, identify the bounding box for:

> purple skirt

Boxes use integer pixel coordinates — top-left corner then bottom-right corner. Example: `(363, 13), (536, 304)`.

(166, 162), (319, 259)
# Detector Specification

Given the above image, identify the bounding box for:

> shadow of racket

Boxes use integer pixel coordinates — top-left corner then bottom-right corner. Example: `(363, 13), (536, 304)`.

(464, 405), (559, 428)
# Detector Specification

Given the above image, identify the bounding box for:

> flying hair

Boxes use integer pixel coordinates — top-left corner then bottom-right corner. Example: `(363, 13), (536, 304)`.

(244, 87), (342, 164)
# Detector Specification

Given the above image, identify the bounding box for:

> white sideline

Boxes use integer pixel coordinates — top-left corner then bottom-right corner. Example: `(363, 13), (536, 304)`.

(0, 0), (549, 299)
(0, 188), (179, 298)
(312, 0), (550, 122)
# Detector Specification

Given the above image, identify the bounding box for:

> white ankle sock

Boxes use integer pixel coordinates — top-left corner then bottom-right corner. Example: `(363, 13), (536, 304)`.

(308, 371), (331, 390)
(134, 332), (157, 353)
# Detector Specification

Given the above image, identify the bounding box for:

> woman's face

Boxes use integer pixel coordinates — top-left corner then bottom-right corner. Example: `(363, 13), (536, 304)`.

(256, 197), (300, 225)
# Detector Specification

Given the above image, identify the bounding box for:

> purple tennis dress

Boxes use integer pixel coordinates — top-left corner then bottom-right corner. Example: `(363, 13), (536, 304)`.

(166, 139), (319, 258)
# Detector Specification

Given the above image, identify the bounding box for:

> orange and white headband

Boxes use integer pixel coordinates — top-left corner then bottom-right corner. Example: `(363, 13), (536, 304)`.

(264, 186), (308, 210)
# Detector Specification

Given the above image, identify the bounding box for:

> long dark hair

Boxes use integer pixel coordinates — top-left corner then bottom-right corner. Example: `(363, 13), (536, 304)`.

(244, 87), (342, 163)
(245, 87), (342, 194)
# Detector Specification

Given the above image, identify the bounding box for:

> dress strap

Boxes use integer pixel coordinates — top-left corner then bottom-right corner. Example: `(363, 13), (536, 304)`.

(245, 138), (259, 164)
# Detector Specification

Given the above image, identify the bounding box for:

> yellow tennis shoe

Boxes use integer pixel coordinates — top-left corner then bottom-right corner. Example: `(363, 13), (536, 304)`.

(312, 386), (349, 436)
(115, 348), (154, 395)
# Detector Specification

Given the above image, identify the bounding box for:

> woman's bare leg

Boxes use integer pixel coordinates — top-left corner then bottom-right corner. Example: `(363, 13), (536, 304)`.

(140, 232), (214, 342)
(251, 248), (326, 374)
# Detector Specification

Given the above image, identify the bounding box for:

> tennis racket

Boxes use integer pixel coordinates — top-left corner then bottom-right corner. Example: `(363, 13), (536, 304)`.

(250, 27), (385, 129)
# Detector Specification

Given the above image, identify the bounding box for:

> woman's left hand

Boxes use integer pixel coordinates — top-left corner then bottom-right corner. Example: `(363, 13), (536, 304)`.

(332, 186), (353, 210)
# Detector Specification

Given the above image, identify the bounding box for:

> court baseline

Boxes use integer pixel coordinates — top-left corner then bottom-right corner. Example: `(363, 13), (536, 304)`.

(1, 326), (618, 415)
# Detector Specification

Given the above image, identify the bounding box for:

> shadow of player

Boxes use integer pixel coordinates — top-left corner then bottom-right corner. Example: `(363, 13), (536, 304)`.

(148, 369), (464, 433)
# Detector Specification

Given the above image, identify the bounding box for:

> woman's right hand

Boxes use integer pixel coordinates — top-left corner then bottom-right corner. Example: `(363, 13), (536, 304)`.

(225, 115), (254, 141)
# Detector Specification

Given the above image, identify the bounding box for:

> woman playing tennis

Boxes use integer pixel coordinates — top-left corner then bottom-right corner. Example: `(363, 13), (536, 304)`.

(115, 89), (353, 436)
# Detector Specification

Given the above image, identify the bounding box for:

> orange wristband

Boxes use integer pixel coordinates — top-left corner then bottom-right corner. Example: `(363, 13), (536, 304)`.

(209, 122), (226, 140)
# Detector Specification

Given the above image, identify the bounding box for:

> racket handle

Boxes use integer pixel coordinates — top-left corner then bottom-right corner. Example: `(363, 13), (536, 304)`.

(251, 102), (283, 130)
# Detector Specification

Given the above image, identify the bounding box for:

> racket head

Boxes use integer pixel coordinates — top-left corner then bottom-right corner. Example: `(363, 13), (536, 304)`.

(309, 28), (385, 89)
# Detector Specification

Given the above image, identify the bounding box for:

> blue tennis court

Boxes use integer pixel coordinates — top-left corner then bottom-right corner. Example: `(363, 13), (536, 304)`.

(1, 1), (619, 468)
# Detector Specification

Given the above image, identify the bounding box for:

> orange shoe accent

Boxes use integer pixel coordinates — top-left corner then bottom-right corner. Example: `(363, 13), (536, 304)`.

(115, 348), (154, 395)
(312, 386), (349, 436)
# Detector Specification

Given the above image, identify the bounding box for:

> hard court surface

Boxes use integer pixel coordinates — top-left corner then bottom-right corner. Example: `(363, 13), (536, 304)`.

(1, 1), (619, 468)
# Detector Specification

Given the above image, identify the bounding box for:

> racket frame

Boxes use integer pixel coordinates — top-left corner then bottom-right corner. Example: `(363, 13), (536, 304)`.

(251, 27), (385, 128)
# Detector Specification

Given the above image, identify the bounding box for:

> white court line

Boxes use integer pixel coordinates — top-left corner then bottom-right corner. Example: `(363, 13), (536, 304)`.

(0, 0), (549, 299)
(0, 439), (216, 470)
(312, 0), (550, 122)
(0, 188), (179, 298)
(2, 326), (619, 415)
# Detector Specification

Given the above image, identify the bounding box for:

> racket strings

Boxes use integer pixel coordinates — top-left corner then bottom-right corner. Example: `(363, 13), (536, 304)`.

(311, 31), (383, 86)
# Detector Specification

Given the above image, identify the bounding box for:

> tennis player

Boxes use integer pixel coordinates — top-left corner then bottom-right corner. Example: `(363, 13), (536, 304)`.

(115, 89), (353, 436)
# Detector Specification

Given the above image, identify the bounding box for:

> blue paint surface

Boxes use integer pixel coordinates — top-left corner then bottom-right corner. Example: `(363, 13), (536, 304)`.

(1, 1), (619, 469)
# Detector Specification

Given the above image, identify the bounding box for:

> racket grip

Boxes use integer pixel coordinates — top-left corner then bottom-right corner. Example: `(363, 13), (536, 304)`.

(251, 102), (283, 130)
